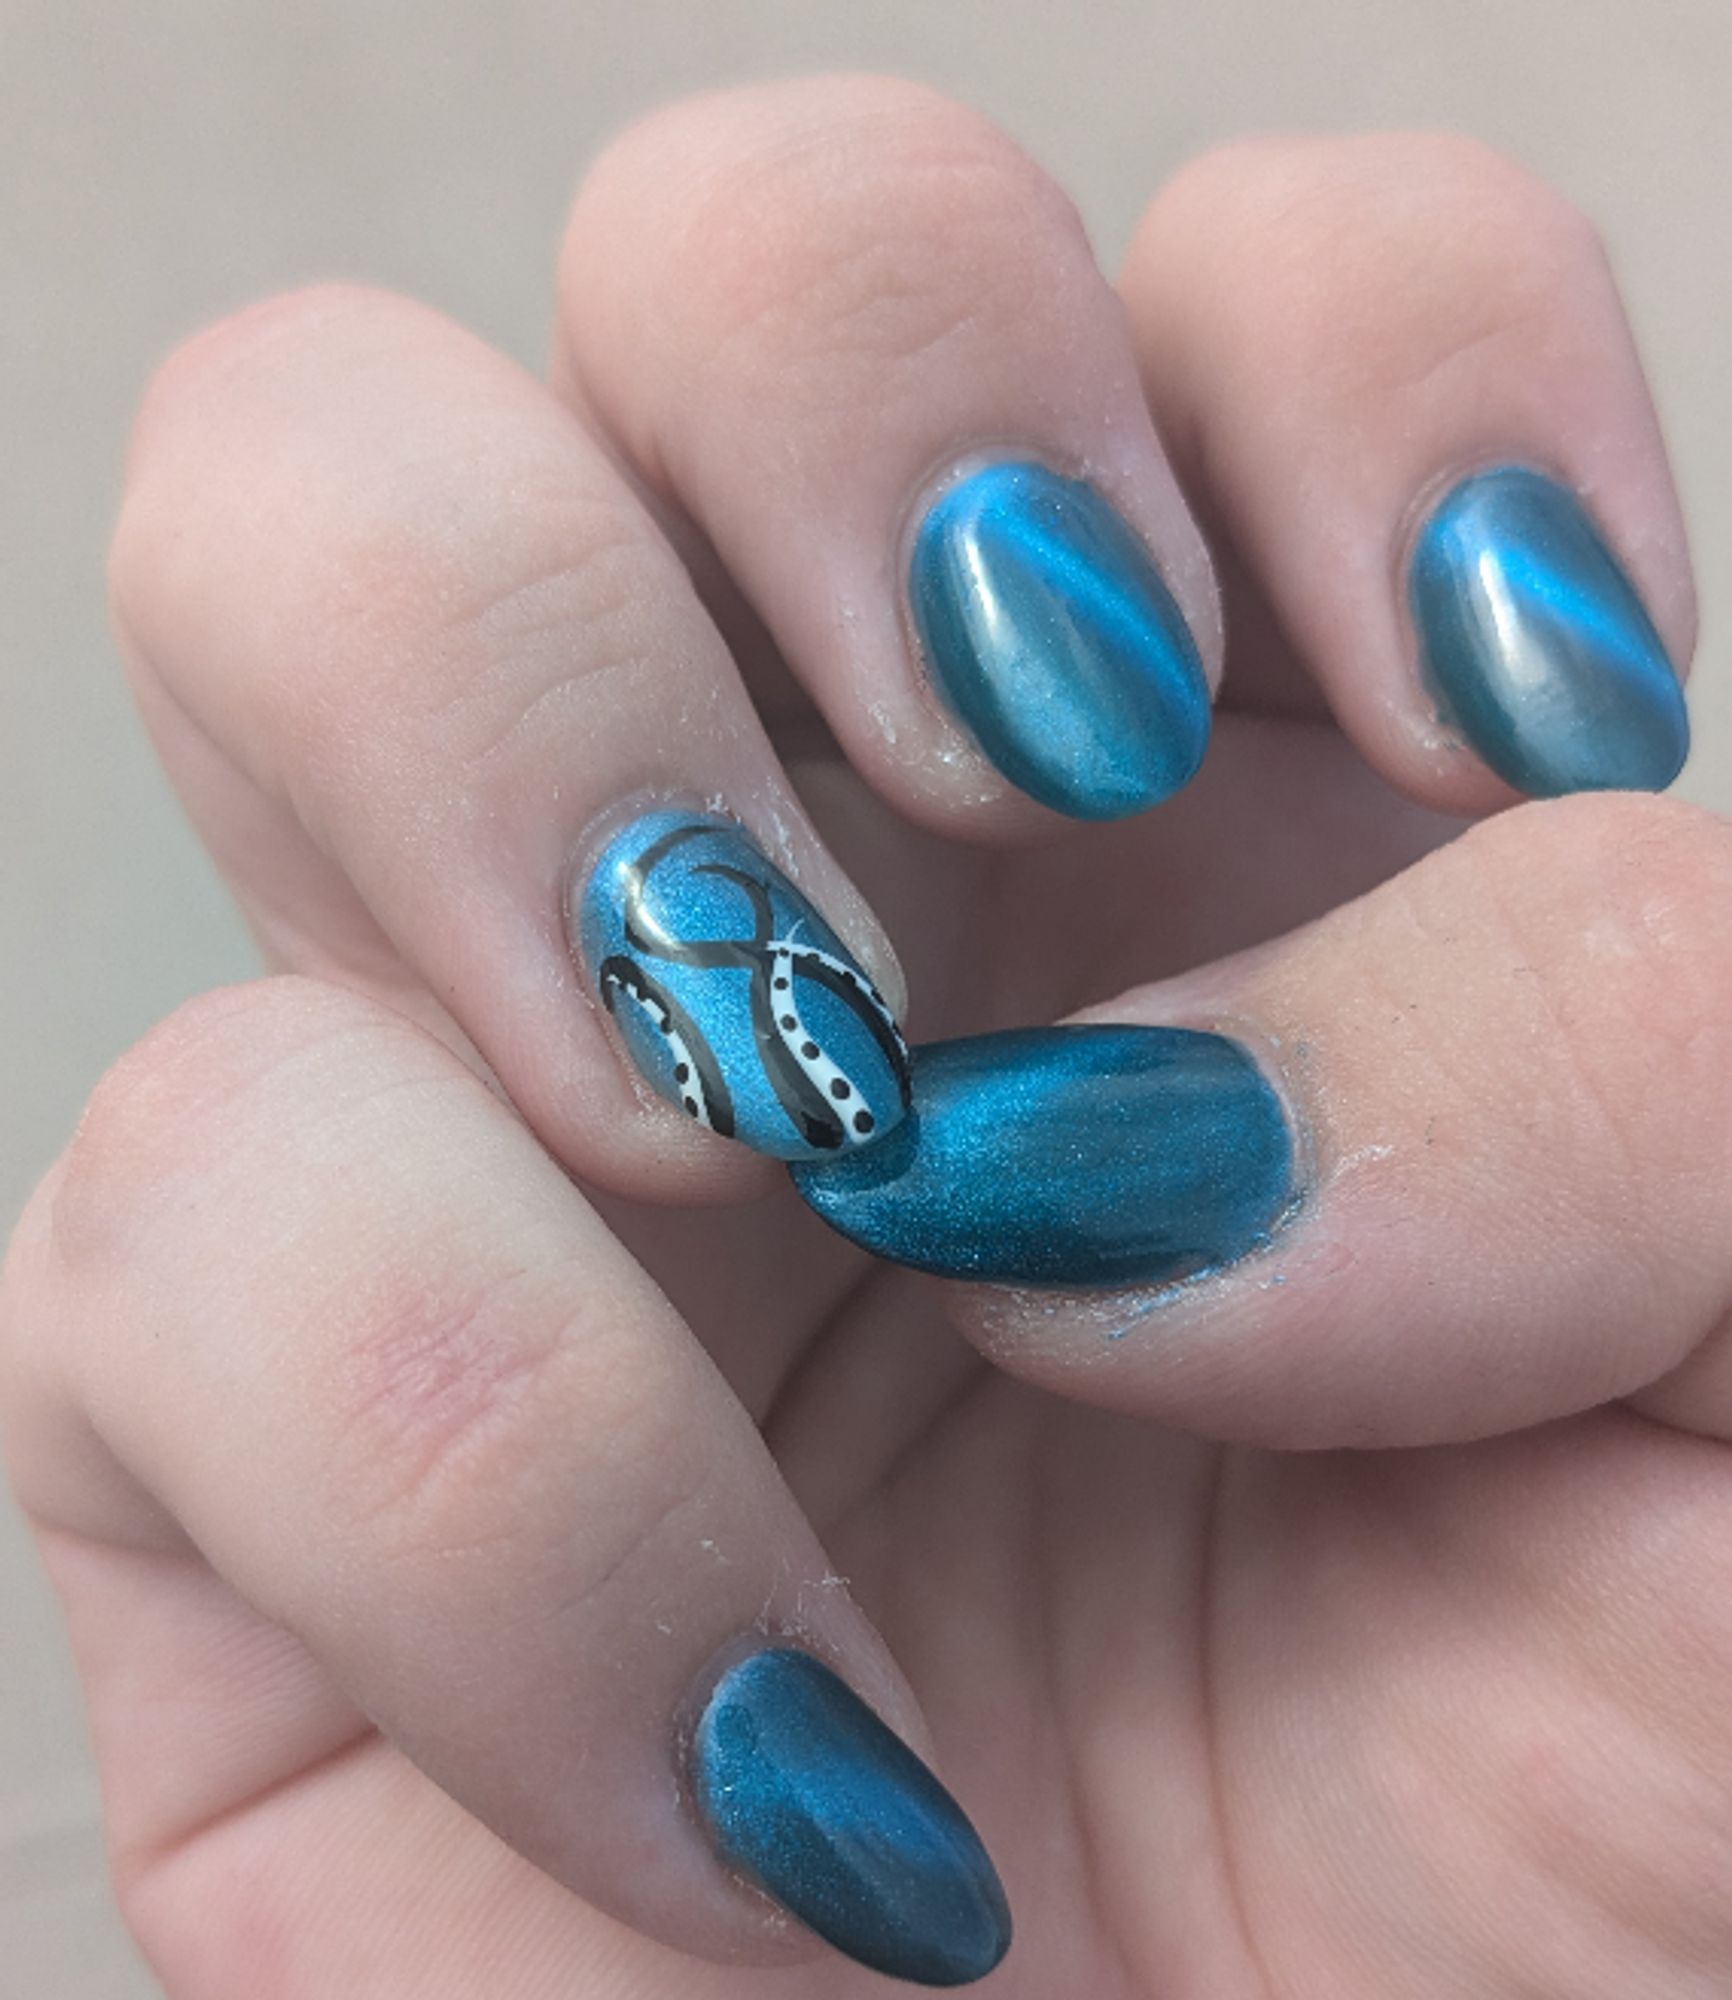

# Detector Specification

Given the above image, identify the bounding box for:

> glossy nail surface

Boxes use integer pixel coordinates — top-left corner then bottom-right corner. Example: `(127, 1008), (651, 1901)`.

(575, 812), (910, 1161)
(691, 1649), (1011, 1988)
(908, 460), (1211, 819)
(791, 1025), (1294, 1288)
(1408, 465), (1688, 796)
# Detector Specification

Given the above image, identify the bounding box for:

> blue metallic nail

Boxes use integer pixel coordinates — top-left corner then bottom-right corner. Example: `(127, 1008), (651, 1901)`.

(1408, 465), (1688, 796)
(790, 1025), (1295, 1289)
(575, 811), (910, 1162)
(908, 460), (1211, 820)
(691, 1648), (1011, 1987)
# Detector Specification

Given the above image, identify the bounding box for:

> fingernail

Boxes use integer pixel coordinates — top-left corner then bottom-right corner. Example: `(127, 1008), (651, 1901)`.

(574, 810), (911, 1161)
(1408, 465), (1689, 796)
(908, 460), (1211, 820)
(690, 1648), (1012, 1988)
(790, 1025), (1295, 1288)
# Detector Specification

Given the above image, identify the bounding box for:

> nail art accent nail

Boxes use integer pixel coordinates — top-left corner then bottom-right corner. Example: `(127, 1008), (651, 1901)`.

(790, 1025), (1295, 1288)
(691, 1649), (1012, 1988)
(908, 460), (1211, 820)
(575, 811), (910, 1161)
(1408, 465), (1689, 796)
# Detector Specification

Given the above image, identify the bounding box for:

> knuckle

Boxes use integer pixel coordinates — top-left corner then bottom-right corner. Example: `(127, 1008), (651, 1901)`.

(313, 1264), (689, 1593)
(310, 1261), (571, 1557)
(112, 286), (400, 622)
(126, 284), (390, 456)
(262, 478), (667, 821)
(47, 979), (412, 1276)
(52, 986), (278, 1267)
(1157, 129), (1597, 271)
(111, 279), (680, 802)
(393, 493), (679, 776)
(116, 1838), (309, 2000)
(574, 76), (1086, 379)
(1137, 132), (1605, 396)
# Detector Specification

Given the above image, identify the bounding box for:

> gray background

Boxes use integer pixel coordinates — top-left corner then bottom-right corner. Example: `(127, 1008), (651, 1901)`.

(4, 2), (1729, 1990)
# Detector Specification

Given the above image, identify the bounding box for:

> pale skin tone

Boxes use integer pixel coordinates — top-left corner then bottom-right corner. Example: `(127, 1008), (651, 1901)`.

(6, 74), (1732, 1996)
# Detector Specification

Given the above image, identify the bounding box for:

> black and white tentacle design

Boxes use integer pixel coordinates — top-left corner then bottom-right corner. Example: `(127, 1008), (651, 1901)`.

(598, 956), (735, 1137)
(762, 935), (911, 1142)
(613, 824), (910, 1149)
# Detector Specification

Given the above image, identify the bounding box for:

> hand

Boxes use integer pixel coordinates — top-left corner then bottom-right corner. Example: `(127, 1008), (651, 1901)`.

(5, 77), (1727, 1996)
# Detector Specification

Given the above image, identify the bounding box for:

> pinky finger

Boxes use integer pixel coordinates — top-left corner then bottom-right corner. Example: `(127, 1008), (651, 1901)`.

(1121, 132), (1694, 807)
(0, 979), (1010, 1987)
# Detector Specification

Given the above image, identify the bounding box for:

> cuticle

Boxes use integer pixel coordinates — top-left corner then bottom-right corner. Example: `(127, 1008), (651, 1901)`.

(1392, 453), (1579, 591)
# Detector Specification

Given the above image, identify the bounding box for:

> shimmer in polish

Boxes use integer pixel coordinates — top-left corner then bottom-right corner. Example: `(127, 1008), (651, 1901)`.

(790, 1025), (1295, 1289)
(691, 1649), (1012, 1988)
(908, 460), (1211, 819)
(575, 811), (910, 1162)
(1408, 465), (1688, 797)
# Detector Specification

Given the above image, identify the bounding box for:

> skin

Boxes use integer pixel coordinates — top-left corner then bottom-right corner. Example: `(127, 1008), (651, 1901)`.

(5, 75), (1732, 1997)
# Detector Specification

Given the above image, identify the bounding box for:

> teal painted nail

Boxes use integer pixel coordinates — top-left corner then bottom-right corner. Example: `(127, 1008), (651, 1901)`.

(791, 1025), (1296, 1289)
(909, 461), (1211, 819)
(691, 1650), (1012, 1987)
(575, 812), (910, 1161)
(1408, 466), (1688, 796)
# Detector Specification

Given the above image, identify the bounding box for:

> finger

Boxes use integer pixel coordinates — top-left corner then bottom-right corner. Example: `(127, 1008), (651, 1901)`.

(556, 75), (1222, 832)
(111, 287), (912, 1192)
(1119, 133), (1694, 806)
(791, 793), (1732, 1450)
(0, 979), (1010, 1985)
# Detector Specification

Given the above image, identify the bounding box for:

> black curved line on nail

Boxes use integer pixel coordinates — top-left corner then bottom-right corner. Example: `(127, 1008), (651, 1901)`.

(599, 954), (735, 1138)
(612, 830), (902, 1150)
(619, 822), (727, 964)
(693, 866), (852, 1143)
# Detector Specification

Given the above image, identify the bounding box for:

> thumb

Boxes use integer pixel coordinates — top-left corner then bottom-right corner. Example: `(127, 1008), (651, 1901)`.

(795, 793), (1732, 1449)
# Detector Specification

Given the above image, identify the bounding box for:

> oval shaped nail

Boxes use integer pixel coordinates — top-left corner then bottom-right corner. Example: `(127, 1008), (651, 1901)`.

(790, 1025), (1295, 1288)
(691, 1649), (1012, 1988)
(574, 811), (910, 1162)
(909, 461), (1211, 820)
(1408, 465), (1689, 797)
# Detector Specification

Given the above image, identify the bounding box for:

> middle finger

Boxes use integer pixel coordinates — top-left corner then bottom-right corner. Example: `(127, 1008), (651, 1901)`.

(556, 75), (1225, 834)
